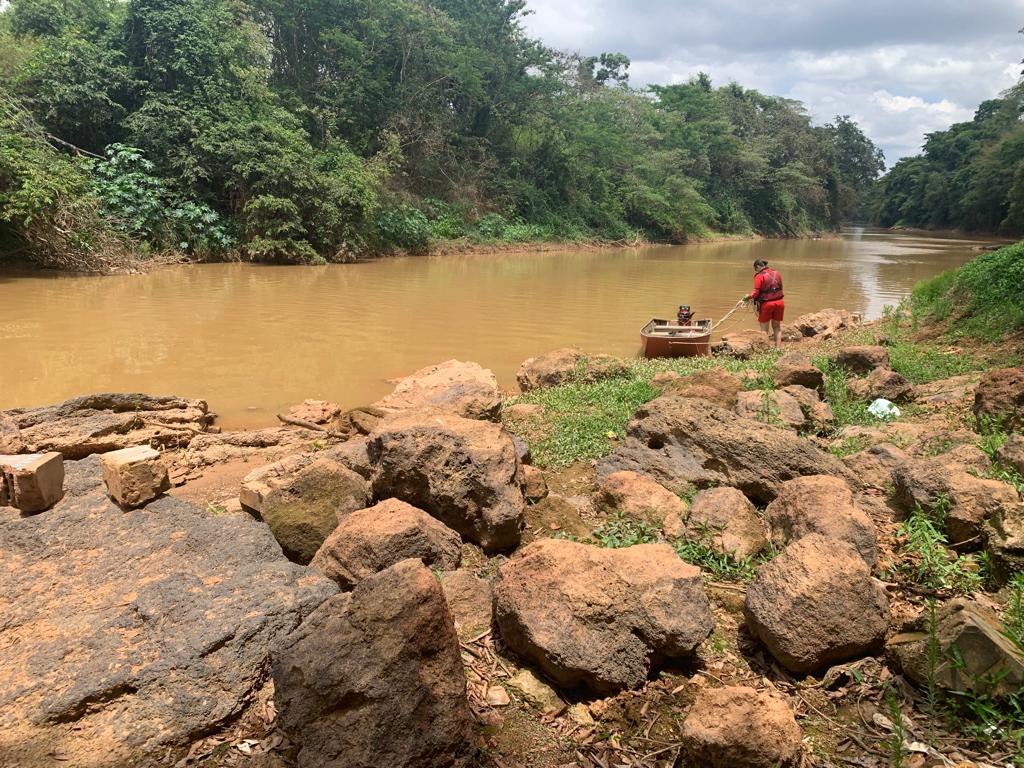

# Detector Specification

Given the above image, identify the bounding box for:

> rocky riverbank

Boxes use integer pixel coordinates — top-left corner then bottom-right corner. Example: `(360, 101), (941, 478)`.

(2, 307), (1023, 768)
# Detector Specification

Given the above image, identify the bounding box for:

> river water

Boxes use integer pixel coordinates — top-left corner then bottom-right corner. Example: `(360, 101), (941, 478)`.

(0, 227), (995, 427)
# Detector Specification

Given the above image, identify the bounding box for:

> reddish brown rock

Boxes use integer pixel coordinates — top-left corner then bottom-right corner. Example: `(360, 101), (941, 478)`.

(651, 371), (683, 388)
(985, 501), (1024, 584)
(974, 367), (1024, 431)
(3, 393), (210, 459)
(368, 412), (524, 553)
(441, 570), (494, 640)
(865, 367), (915, 403)
(261, 458), (372, 564)
(832, 346), (890, 374)
(996, 435), (1024, 476)
(764, 476), (877, 566)
(374, 359), (501, 420)
(287, 399), (341, 425)
(310, 499), (462, 589)
(0, 452), (65, 512)
(494, 539), (714, 693)
(99, 445), (170, 509)
(663, 368), (743, 409)
(273, 559), (473, 768)
(744, 535), (889, 674)
(892, 457), (1019, 547)
(793, 308), (857, 339)
(597, 396), (849, 503)
(773, 352), (824, 392)
(517, 348), (626, 392)
(0, 415), (23, 454)
(888, 599), (1024, 699)
(680, 686), (804, 768)
(593, 470), (688, 527)
(713, 329), (769, 359)
(686, 488), (769, 560)
(842, 443), (908, 491)
(735, 390), (807, 430)
(522, 465), (548, 502)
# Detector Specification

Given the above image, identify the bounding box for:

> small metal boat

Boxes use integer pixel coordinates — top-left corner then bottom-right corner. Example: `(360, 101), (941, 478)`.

(640, 318), (713, 358)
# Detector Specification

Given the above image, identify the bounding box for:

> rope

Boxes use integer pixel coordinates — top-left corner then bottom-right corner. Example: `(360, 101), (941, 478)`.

(710, 299), (748, 331)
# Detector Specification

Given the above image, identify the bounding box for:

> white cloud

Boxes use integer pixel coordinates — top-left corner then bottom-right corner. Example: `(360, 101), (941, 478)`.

(519, 0), (1024, 164)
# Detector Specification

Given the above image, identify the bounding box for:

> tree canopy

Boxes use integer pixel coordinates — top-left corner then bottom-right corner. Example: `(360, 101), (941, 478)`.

(0, 0), (885, 268)
(870, 84), (1024, 235)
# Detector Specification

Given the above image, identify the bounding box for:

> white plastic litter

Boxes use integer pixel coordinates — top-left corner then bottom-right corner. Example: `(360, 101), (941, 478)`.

(867, 398), (901, 420)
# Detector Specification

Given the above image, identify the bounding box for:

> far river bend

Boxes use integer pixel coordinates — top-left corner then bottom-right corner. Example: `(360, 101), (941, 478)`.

(0, 227), (999, 428)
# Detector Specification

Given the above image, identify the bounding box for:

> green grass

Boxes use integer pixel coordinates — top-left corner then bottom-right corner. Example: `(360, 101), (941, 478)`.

(814, 358), (873, 430)
(887, 340), (991, 384)
(912, 242), (1024, 341)
(672, 537), (768, 582)
(894, 505), (982, 595)
(509, 352), (781, 468)
(591, 512), (661, 548)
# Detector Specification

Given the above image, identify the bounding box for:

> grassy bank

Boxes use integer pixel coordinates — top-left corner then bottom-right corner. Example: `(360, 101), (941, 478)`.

(911, 241), (1024, 340)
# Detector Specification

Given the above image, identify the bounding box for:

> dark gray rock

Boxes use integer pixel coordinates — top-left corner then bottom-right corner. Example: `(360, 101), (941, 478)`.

(0, 457), (336, 765)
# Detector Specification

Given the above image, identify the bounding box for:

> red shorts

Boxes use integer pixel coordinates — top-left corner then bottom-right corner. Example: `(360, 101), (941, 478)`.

(758, 299), (785, 323)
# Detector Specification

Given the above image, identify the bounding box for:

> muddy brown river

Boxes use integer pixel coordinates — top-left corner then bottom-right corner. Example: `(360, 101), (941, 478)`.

(0, 228), (996, 427)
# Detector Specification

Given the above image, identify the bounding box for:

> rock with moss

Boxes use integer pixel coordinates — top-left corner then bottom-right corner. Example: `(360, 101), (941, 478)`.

(261, 458), (372, 564)
(516, 348), (626, 392)
(974, 367), (1024, 431)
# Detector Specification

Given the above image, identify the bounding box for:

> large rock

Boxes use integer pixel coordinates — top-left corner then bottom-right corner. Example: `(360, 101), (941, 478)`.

(2, 393), (211, 459)
(773, 352), (824, 392)
(864, 367), (916, 403)
(744, 535), (889, 675)
(273, 559), (472, 768)
(0, 456), (336, 767)
(974, 367), (1024, 430)
(596, 396), (850, 503)
(517, 348), (627, 392)
(915, 374), (979, 405)
(0, 415), (23, 453)
(832, 346), (889, 374)
(180, 425), (325, 470)
(0, 452), (65, 513)
(984, 502), (1024, 584)
(685, 488), (769, 560)
(662, 368), (742, 409)
(764, 476), (877, 566)
(679, 686), (803, 768)
(735, 390), (806, 430)
(368, 412), (525, 553)
(712, 329), (769, 359)
(373, 359), (501, 420)
(310, 498), (462, 589)
(261, 458), (372, 564)
(888, 599), (1024, 699)
(842, 443), (908, 492)
(996, 435), (1024, 476)
(793, 308), (857, 339)
(892, 457), (1020, 547)
(99, 445), (170, 508)
(593, 470), (688, 531)
(493, 539), (714, 693)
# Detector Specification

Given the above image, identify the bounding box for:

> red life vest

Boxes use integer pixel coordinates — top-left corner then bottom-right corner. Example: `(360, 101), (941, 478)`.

(755, 268), (784, 302)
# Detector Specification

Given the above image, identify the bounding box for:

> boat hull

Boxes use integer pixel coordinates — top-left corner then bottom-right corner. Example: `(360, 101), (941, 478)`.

(640, 318), (712, 358)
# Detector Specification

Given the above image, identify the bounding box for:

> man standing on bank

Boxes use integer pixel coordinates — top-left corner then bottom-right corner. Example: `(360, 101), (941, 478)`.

(743, 259), (784, 350)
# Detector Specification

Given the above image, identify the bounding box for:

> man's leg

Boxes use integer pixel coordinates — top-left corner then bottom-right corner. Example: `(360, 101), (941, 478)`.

(759, 321), (770, 337)
(771, 319), (782, 350)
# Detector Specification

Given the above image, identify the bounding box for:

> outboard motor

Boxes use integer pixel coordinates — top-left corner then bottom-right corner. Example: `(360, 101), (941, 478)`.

(677, 305), (694, 325)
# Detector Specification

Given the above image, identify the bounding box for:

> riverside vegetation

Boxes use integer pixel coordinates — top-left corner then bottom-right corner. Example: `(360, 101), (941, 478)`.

(0, 0), (885, 271)
(2, 245), (1024, 768)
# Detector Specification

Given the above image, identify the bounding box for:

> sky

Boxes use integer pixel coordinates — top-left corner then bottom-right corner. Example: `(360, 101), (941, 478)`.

(519, 0), (1024, 167)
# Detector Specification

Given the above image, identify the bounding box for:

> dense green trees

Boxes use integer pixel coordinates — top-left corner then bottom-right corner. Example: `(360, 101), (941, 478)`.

(0, 0), (884, 268)
(871, 85), (1024, 234)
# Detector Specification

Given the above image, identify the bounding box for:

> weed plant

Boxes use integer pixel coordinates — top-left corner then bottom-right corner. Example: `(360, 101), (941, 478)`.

(591, 513), (660, 548)
(814, 358), (872, 430)
(672, 537), (766, 582)
(895, 505), (982, 595)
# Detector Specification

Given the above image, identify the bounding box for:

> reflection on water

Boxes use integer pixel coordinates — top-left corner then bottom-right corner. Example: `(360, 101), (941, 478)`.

(0, 228), (994, 427)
